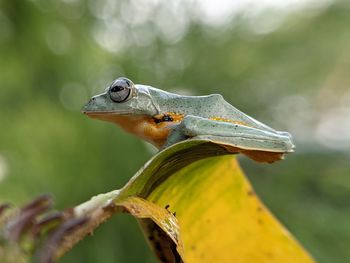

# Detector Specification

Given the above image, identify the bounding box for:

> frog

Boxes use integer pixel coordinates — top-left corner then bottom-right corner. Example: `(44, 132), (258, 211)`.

(82, 77), (294, 163)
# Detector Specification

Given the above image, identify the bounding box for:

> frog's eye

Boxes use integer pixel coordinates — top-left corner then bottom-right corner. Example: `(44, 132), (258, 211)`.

(108, 77), (134, 103)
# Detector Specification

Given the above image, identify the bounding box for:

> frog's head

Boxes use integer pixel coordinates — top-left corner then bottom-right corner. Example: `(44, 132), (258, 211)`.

(82, 77), (159, 120)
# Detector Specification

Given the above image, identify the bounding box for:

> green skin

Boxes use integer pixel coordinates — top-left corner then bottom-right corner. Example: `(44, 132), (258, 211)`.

(82, 77), (294, 161)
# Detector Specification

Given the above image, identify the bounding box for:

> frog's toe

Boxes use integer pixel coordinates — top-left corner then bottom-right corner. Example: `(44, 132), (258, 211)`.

(277, 131), (295, 151)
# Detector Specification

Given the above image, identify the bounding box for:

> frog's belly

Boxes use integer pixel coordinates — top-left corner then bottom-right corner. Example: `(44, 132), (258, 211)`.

(134, 120), (174, 148)
(107, 115), (174, 148)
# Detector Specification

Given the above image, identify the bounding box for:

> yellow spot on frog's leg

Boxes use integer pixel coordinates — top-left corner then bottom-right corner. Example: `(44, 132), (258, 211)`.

(209, 117), (250, 127)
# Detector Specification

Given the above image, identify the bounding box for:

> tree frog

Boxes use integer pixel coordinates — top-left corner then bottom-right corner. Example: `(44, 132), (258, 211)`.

(82, 77), (294, 163)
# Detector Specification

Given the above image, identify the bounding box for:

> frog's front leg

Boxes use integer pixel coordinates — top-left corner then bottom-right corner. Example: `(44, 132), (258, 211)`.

(162, 123), (189, 149)
(163, 115), (294, 158)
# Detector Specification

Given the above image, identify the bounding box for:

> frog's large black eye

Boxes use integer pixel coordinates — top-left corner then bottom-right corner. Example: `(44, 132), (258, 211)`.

(108, 78), (134, 103)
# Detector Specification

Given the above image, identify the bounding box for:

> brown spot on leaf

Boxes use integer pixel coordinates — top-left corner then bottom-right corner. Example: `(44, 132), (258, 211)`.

(247, 189), (255, 196)
(155, 241), (163, 251)
(141, 219), (183, 263)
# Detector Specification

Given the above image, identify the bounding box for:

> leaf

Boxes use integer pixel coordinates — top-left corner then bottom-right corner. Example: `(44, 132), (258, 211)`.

(0, 140), (315, 263)
(119, 140), (315, 263)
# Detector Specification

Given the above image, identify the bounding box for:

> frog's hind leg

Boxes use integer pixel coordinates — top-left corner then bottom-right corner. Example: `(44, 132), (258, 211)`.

(193, 135), (286, 163)
(164, 115), (294, 163)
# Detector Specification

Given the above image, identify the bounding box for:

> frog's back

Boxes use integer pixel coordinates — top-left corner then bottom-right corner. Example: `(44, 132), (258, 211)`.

(147, 87), (228, 117)
(147, 86), (276, 132)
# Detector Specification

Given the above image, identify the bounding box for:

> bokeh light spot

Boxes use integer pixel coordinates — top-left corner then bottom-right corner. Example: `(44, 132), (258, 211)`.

(45, 23), (72, 55)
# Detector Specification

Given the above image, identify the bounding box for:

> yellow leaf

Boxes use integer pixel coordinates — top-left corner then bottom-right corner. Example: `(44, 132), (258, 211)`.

(148, 155), (312, 262)
(119, 140), (315, 263)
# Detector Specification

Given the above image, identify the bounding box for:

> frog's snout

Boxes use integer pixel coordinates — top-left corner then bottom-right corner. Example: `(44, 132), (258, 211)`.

(81, 96), (98, 114)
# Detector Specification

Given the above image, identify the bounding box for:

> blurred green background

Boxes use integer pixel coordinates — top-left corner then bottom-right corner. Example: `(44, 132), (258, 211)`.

(1, 0), (350, 262)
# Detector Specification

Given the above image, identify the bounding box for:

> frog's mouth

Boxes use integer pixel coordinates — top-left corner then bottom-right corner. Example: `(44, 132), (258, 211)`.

(82, 110), (132, 116)
(81, 96), (134, 116)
